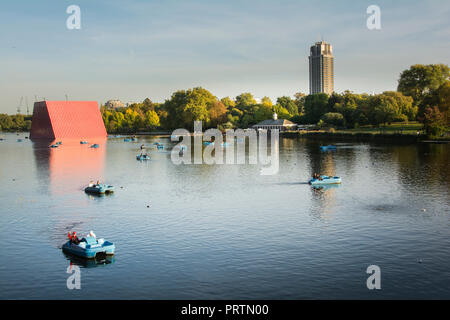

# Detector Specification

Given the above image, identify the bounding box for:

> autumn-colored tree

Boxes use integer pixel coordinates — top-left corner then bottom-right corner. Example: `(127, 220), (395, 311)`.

(422, 106), (446, 138)
(208, 100), (227, 127)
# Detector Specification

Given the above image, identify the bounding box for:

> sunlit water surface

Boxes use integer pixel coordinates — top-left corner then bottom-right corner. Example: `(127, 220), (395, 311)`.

(0, 133), (449, 299)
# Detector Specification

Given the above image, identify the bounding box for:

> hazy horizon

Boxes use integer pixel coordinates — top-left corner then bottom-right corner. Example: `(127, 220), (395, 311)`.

(1, 0), (449, 114)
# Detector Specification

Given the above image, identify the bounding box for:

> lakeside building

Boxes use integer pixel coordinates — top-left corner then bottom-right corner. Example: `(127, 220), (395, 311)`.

(30, 101), (107, 140)
(252, 113), (297, 132)
(104, 99), (125, 109)
(309, 40), (334, 95)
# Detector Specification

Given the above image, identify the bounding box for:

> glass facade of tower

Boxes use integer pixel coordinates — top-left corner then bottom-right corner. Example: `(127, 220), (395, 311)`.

(309, 41), (334, 95)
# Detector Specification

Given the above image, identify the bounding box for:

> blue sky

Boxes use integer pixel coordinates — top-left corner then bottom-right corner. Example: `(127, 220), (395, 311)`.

(1, 0), (449, 113)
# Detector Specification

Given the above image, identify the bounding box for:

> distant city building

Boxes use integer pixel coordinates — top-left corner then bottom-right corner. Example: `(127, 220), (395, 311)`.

(104, 99), (125, 109)
(252, 113), (297, 132)
(309, 41), (334, 95)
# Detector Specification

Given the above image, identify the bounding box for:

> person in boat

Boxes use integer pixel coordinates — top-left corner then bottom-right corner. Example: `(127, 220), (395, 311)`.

(69, 232), (80, 245)
(140, 144), (145, 150)
(96, 180), (101, 186)
(313, 173), (319, 179)
(88, 180), (94, 187)
(86, 230), (96, 238)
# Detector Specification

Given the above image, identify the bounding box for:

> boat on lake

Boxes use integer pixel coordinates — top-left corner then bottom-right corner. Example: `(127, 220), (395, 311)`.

(49, 144), (59, 148)
(309, 175), (342, 185)
(62, 236), (115, 259)
(80, 141), (88, 144)
(84, 183), (114, 194)
(320, 145), (337, 151)
(136, 154), (150, 161)
(90, 144), (100, 148)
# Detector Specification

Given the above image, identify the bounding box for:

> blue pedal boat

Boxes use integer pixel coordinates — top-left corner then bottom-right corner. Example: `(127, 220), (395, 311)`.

(62, 236), (115, 259)
(309, 175), (342, 185)
(90, 144), (100, 148)
(56, 141), (62, 145)
(136, 154), (150, 160)
(157, 144), (164, 150)
(84, 184), (114, 194)
(320, 145), (337, 151)
(49, 144), (59, 148)
(80, 141), (89, 144)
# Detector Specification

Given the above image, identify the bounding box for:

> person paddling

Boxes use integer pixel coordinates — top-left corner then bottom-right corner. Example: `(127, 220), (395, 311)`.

(71, 232), (80, 245)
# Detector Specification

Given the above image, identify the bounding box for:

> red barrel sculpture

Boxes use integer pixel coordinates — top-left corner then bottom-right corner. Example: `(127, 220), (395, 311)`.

(30, 101), (107, 140)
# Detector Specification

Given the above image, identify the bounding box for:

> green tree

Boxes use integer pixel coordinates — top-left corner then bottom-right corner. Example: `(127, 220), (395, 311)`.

(235, 93), (257, 110)
(254, 104), (273, 122)
(436, 81), (450, 124)
(382, 91), (417, 121)
(398, 64), (450, 116)
(293, 92), (306, 115)
(144, 110), (160, 129)
(261, 96), (273, 107)
(164, 87), (216, 129)
(304, 93), (329, 123)
(370, 94), (401, 126)
(0, 114), (14, 131)
(273, 105), (292, 119)
(276, 96), (298, 116)
(221, 97), (236, 110)
(321, 112), (345, 127)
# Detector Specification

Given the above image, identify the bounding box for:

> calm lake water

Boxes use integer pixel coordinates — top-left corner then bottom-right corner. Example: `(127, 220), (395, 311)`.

(0, 133), (449, 299)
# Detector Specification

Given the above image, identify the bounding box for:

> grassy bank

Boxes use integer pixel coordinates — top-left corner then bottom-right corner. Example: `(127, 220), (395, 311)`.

(282, 122), (450, 142)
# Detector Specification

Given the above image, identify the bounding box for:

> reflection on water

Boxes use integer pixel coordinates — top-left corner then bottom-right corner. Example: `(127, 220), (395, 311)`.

(0, 133), (449, 299)
(32, 139), (106, 195)
(63, 251), (115, 268)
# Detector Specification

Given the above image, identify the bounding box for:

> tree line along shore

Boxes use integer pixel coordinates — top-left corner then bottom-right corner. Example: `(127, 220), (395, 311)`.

(1, 64), (449, 140)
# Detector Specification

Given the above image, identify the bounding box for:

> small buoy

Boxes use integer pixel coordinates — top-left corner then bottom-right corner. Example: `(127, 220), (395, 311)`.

(422, 208), (426, 212)
(147, 205), (150, 208)
(418, 259), (423, 264)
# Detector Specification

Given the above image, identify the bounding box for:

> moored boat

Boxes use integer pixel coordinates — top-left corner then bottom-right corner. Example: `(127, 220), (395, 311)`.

(80, 141), (89, 144)
(90, 144), (100, 148)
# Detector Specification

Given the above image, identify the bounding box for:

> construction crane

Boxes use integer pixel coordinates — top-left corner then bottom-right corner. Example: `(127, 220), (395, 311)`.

(25, 97), (30, 115)
(17, 96), (23, 114)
